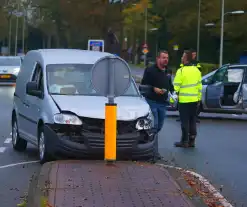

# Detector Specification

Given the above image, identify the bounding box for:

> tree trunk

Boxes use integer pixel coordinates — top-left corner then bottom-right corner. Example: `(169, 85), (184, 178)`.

(47, 35), (52, 48)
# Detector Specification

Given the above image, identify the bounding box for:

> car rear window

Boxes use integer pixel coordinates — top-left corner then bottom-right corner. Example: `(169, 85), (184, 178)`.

(0, 58), (21, 66)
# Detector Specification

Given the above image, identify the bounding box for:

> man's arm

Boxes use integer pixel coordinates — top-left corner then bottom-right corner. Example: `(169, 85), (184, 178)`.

(168, 75), (174, 93)
(197, 71), (202, 101)
(173, 68), (182, 93)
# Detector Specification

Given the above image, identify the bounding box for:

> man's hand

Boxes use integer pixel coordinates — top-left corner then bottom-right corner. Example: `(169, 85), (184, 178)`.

(154, 87), (166, 95)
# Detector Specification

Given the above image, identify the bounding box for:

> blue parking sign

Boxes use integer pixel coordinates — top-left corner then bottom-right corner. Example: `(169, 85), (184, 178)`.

(88, 40), (104, 52)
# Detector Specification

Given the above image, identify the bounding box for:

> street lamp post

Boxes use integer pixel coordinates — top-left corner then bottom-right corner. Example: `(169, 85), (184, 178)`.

(144, 7), (148, 67)
(14, 2), (20, 56)
(206, 6), (244, 67)
(219, 0), (225, 67)
(196, 0), (201, 61)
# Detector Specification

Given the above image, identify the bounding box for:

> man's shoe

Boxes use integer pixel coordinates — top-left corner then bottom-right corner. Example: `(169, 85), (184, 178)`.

(196, 119), (200, 123)
(189, 138), (196, 147)
(176, 118), (180, 122)
(174, 141), (189, 148)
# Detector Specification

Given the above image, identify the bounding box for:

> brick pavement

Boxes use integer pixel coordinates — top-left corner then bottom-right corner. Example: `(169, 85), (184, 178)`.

(27, 160), (195, 207)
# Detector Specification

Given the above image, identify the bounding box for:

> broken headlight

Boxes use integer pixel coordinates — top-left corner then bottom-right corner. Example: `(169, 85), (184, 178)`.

(135, 110), (153, 130)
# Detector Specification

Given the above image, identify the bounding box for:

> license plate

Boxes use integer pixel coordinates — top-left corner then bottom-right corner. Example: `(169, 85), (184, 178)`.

(0, 75), (10, 78)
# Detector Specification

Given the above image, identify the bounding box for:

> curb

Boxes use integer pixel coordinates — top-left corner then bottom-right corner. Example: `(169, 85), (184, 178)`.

(166, 114), (247, 121)
(157, 164), (233, 207)
(26, 162), (54, 207)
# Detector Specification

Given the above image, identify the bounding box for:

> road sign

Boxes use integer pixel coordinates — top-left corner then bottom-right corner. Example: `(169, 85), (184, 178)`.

(88, 40), (104, 52)
(91, 56), (131, 98)
(142, 48), (149, 54)
(11, 10), (24, 17)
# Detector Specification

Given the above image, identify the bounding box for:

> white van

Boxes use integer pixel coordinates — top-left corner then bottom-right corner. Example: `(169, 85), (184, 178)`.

(11, 49), (155, 163)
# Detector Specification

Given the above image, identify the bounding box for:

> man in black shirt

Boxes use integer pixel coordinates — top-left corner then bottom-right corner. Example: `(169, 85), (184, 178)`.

(141, 51), (174, 160)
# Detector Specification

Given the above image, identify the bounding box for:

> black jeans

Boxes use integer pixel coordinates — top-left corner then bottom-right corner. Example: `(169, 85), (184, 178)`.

(178, 102), (198, 142)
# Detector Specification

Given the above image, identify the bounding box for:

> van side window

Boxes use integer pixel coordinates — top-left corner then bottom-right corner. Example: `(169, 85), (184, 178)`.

(31, 63), (41, 82)
(31, 63), (44, 92)
(38, 71), (44, 92)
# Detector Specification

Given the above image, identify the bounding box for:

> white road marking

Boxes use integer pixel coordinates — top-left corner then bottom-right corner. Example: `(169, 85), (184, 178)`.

(157, 164), (233, 207)
(0, 161), (39, 169)
(0, 147), (6, 153)
(4, 138), (12, 144)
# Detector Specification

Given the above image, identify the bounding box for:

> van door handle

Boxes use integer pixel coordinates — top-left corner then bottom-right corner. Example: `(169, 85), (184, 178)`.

(24, 102), (30, 107)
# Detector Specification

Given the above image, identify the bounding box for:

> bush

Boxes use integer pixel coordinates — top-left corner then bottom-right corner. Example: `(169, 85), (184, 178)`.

(200, 63), (218, 75)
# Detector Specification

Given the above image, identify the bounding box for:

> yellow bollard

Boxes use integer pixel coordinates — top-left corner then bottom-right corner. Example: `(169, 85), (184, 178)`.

(104, 103), (117, 162)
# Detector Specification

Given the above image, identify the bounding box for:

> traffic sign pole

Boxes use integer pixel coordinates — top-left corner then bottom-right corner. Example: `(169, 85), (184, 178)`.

(105, 58), (116, 162)
(91, 56), (131, 164)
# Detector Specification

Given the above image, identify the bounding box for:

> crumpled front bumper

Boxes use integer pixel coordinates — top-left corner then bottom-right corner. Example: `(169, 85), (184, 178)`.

(44, 123), (156, 159)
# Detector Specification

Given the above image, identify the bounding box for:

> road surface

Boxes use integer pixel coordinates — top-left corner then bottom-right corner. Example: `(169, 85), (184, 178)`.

(0, 85), (246, 206)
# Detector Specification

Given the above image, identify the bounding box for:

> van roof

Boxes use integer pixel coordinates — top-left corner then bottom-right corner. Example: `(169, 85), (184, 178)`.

(30, 49), (112, 65)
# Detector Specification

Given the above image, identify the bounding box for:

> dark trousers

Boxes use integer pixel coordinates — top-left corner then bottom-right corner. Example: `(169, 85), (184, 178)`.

(178, 102), (198, 142)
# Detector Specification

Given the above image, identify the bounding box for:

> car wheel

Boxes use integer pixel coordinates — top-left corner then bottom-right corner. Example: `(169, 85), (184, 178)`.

(12, 116), (27, 151)
(38, 126), (51, 164)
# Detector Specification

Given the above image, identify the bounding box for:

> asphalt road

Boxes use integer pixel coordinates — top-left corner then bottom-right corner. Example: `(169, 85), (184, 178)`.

(0, 86), (40, 207)
(0, 84), (246, 206)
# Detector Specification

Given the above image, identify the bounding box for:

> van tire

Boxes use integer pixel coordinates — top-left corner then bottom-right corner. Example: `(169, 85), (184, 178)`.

(12, 116), (27, 152)
(38, 126), (52, 164)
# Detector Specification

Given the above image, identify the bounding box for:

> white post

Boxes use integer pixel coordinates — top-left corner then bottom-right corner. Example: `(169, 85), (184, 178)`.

(144, 7), (147, 67)
(22, 11), (25, 53)
(219, 0), (224, 67)
(15, 2), (20, 56)
(8, 16), (12, 55)
(196, 0), (201, 61)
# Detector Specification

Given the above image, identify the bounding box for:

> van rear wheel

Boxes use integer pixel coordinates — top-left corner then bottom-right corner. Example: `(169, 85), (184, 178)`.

(12, 117), (27, 151)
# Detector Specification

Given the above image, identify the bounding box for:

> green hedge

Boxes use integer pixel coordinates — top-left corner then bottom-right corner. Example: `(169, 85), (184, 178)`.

(200, 63), (218, 75)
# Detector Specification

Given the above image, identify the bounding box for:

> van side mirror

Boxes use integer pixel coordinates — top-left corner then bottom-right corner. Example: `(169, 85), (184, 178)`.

(26, 81), (43, 98)
(139, 85), (152, 96)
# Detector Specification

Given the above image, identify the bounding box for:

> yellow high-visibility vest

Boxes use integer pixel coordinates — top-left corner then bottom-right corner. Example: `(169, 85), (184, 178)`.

(173, 65), (202, 103)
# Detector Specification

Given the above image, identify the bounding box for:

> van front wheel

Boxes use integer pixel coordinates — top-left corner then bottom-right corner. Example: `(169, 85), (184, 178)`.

(12, 117), (27, 151)
(38, 126), (52, 164)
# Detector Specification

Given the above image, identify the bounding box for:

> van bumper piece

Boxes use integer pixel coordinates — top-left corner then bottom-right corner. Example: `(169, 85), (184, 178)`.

(44, 124), (155, 160)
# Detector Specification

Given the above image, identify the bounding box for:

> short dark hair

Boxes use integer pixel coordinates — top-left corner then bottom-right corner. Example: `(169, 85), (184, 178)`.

(184, 50), (193, 62)
(190, 48), (196, 53)
(157, 50), (168, 57)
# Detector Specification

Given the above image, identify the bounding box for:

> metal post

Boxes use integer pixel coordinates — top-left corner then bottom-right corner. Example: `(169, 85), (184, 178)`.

(105, 57), (116, 163)
(219, 0), (224, 67)
(8, 16), (12, 55)
(15, 2), (20, 56)
(144, 7), (148, 67)
(22, 11), (25, 53)
(108, 58), (115, 104)
(196, 0), (201, 61)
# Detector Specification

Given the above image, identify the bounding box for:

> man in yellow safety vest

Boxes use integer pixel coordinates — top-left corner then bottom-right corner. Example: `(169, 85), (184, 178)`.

(173, 50), (202, 148)
(176, 49), (201, 123)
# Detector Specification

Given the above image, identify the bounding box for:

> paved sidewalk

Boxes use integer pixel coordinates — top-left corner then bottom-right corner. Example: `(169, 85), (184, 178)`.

(27, 161), (195, 207)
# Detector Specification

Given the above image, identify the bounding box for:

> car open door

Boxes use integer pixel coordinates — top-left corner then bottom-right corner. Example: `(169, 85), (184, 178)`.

(205, 65), (228, 108)
(242, 70), (247, 109)
(205, 82), (224, 108)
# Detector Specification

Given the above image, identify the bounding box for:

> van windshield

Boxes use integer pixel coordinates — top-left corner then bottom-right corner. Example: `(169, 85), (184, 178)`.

(46, 64), (139, 96)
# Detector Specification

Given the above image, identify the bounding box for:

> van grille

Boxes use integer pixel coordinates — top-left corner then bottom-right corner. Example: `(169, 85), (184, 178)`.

(81, 117), (137, 135)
